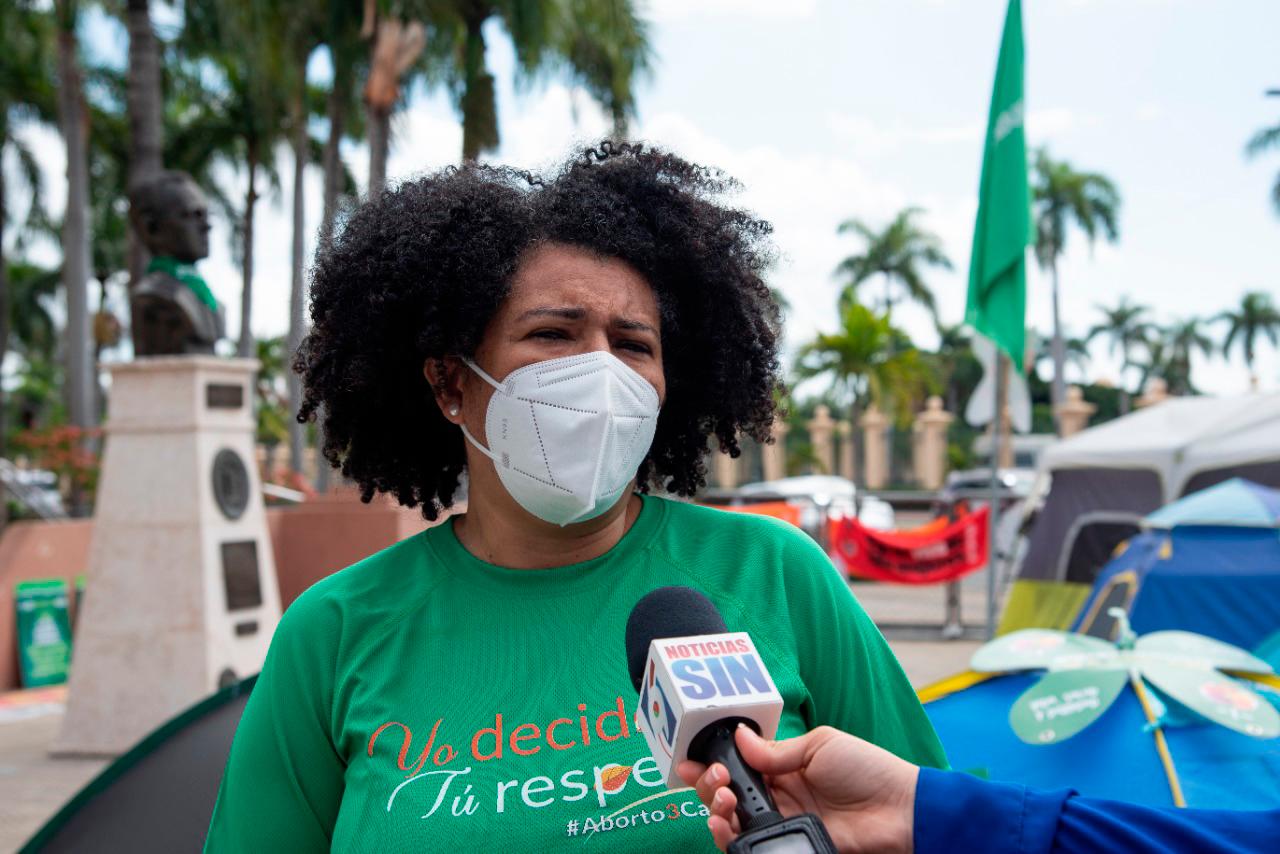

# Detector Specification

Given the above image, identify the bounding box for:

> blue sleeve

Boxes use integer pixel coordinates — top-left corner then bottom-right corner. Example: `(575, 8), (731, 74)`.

(1054, 794), (1280, 853)
(914, 767), (1280, 854)
(914, 767), (1067, 854)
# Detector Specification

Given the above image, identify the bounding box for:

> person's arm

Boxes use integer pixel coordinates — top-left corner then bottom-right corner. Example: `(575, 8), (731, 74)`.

(778, 529), (948, 768)
(683, 726), (1280, 854)
(917, 768), (1280, 854)
(204, 587), (347, 851)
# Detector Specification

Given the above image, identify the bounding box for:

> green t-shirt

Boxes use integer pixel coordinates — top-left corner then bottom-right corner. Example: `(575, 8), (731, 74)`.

(206, 496), (946, 852)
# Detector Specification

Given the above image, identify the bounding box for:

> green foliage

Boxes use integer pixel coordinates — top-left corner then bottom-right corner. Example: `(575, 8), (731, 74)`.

(1245, 117), (1280, 215)
(833, 207), (951, 320)
(426, 0), (653, 160)
(5, 260), (60, 359)
(1215, 291), (1280, 371)
(1087, 296), (1153, 395)
(795, 303), (938, 428)
(1032, 148), (1121, 269)
(1138, 317), (1214, 396)
(254, 334), (289, 446)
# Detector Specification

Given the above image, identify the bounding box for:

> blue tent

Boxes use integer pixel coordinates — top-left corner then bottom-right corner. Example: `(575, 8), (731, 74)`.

(923, 671), (1280, 809)
(1071, 479), (1280, 650)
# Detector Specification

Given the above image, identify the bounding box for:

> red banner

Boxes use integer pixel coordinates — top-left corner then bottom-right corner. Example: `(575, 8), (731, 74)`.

(830, 506), (990, 585)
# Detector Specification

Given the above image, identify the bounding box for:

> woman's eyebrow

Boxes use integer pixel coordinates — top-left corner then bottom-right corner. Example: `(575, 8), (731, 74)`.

(614, 317), (658, 335)
(515, 306), (657, 335)
(516, 306), (586, 322)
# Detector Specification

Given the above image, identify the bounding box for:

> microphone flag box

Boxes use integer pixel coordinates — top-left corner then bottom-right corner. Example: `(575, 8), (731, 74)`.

(634, 632), (783, 787)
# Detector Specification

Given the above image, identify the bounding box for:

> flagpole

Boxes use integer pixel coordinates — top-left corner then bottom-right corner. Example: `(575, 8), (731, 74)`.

(986, 350), (1005, 640)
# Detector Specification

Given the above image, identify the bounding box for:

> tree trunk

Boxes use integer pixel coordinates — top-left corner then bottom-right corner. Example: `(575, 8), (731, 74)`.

(460, 14), (497, 161)
(320, 76), (348, 251)
(57, 0), (95, 516)
(237, 142), (258, 358)
(125, 0), (163, 287)
(286, 78), (307, 476)
(0, 132), (9, 459)
(315, 75), (349, 493)
(1049, 260), (1066, 433)
(93, 276), (109, 422)
(367, 104), (390, 196)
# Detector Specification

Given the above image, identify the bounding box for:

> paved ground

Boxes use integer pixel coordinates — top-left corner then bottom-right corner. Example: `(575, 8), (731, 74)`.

(0, 576), (992, 852)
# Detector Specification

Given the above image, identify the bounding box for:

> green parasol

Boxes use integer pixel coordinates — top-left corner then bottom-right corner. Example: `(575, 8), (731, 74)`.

(971, 609), (1279, 745)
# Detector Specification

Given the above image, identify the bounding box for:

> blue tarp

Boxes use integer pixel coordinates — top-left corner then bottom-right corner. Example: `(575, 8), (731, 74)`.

(926, 673), (1280, 810)
(1070, 479), (1280, 650)
(1147, 478), (1280, 528)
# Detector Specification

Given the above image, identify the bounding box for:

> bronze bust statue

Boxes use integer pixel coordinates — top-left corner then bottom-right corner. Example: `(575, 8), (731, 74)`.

(129, 171), (226, 356)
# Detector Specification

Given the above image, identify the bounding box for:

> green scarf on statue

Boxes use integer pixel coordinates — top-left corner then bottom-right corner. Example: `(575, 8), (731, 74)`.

(146, 256), (219, 314)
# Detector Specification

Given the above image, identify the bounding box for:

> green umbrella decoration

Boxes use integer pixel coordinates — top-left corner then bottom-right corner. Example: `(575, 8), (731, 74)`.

(971, 609), (1280, 746)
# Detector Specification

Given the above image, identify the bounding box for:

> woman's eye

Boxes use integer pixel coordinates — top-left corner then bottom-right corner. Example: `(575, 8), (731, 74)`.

(617, 340), (652, 355)
(532, 329), (569, 340)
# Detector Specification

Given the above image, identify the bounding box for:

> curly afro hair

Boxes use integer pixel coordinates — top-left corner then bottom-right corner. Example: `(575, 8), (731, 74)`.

(294, 141), (782, 520)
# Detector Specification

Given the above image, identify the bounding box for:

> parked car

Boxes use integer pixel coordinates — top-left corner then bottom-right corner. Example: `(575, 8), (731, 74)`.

(716, 475), (896, 543)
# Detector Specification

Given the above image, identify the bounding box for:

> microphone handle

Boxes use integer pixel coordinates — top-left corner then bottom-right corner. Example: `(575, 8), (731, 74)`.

(688, 718), (784, 832)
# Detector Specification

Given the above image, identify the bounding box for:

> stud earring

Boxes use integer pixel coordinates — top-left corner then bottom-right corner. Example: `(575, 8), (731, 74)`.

(449, 406), (459, 417)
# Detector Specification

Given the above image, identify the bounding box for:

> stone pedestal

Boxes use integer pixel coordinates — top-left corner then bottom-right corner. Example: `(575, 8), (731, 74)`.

(54, 356), (281, 756)
(762, 417), (789, 482)
(807, 405), (836, 475)
(836, 420), (854, 482)
(859, 405), (888, 489)
(1055, 386), (1096, 438)
(915, 396), (954, 490)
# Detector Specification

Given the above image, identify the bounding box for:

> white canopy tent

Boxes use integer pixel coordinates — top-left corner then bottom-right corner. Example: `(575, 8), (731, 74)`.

(1038, 392), (1280, 503)
(1000, 393), (1280, 633)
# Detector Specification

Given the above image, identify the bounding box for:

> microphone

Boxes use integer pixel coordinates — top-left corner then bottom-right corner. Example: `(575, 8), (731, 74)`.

(625, 587), (836, 854)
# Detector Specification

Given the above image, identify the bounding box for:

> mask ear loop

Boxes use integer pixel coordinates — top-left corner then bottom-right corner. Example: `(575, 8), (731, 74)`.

(457, 357), (504, 463)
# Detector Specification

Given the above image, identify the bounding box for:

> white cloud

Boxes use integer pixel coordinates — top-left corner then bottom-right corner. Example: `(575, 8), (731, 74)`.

(1026, 107), (1098, 139)
(1135, 102), (1163, 122)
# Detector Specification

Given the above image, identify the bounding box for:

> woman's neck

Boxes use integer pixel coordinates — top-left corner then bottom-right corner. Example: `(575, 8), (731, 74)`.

(452, 487), (643, 570)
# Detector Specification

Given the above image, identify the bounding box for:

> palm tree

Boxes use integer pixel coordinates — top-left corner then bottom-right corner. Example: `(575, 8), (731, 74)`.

(1160, 317), (1214, 396)
(1032, 329), (1090, 382)
(1246, 113), (1280, 215)
(1087, 296), (1152, 413)
(1, 2), (56, 459)
(319, 7), (368, 253)
(833, 207), (951, 321)
(554, 0), (652, 140)
(362, 5), (426, 195)
(54, 0), (96, 498)
(448, 0), (653, 163)
(1032, 148), (1121, 417)
(125, 0), (164, 284)
(1216, 291), (1280, 381)
(179, 1), (292, 357)
(1137, 320), (1213, 398)
(795, 304), (935, 483)
(5, 261), (61, 362)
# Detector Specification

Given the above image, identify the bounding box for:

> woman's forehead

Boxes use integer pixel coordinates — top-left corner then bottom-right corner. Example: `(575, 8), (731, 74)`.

(502, 244), (660, 325)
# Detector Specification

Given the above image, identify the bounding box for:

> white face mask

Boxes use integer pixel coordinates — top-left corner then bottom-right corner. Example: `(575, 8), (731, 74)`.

(459, 351), (661, 526)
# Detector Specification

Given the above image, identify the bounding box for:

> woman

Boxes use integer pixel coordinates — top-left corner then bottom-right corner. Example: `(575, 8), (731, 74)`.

(206, 143), (946, 852)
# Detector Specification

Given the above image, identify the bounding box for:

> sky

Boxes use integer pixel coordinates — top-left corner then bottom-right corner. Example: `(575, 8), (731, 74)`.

(10, 0), (1280, 398)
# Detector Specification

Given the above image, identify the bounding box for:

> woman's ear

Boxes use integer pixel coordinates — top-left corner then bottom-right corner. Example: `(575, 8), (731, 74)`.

(424, 357), (465, 424)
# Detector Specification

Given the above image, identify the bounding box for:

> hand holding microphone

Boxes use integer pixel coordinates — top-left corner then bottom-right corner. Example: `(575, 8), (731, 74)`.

(625, 587), (837, 854)
(677, 725), (918, 854)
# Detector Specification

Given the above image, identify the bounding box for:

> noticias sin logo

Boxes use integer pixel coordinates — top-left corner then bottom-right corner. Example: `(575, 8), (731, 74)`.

(663, 638), (771, 700)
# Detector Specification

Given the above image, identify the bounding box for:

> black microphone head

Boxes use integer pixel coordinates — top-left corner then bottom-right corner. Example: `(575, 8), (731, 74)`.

(625, 586), (728, 691)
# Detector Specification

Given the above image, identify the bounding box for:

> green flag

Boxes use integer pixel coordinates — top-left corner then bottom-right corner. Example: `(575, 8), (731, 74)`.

(965, 0), (1030, 371)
